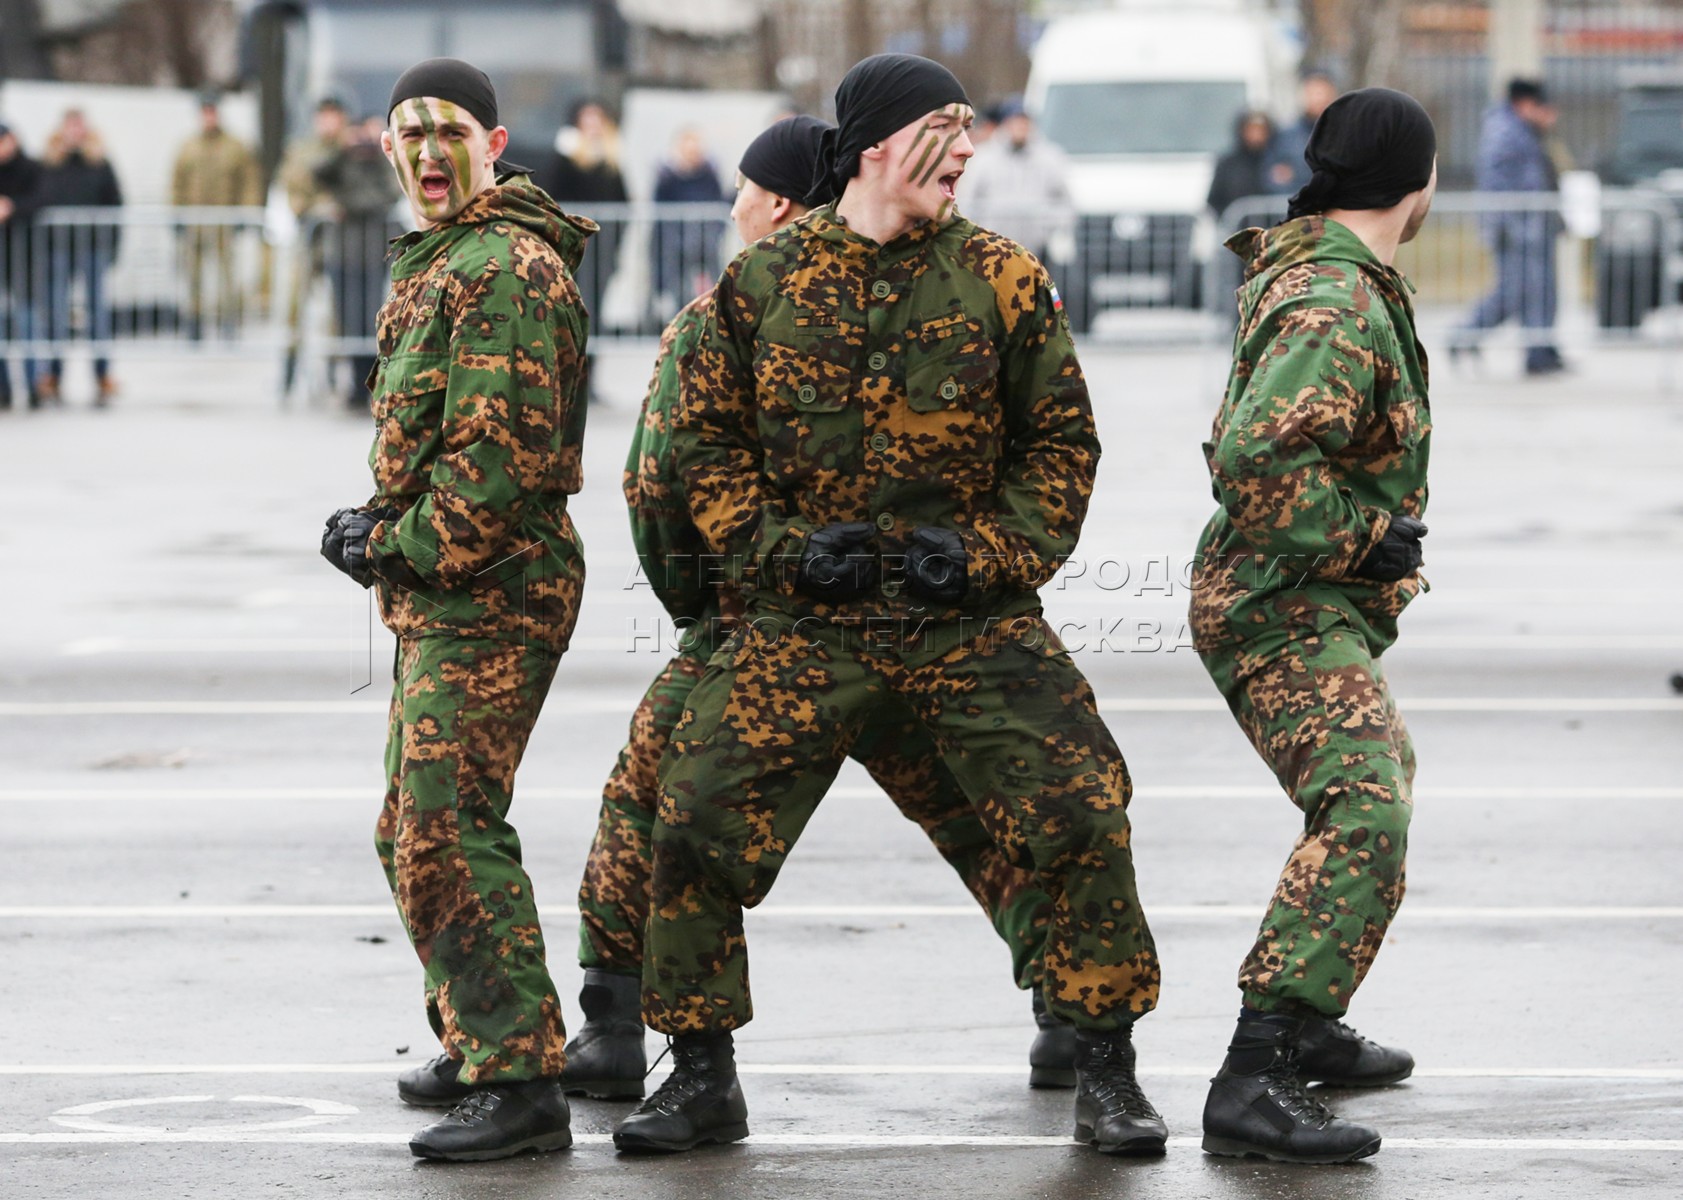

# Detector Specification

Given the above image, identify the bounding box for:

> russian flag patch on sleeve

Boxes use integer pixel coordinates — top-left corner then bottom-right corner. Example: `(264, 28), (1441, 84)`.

(1050, 283), (1063, 312)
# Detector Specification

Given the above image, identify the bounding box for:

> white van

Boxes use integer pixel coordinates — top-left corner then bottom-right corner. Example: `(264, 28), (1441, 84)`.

(1025, 0), (1291, 328)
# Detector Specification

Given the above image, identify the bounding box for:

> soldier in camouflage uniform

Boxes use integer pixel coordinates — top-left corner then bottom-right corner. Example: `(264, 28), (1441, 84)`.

(170, 93), (263, 339)
(562, 116), (1069, 1104)
(320, 58), (593, 1164)
(1190, 88), (1437, 1165)
(613, 55), (1164, 1157)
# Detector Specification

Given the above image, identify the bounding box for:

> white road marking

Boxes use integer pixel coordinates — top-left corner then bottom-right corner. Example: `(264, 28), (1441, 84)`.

(2, 696), (1679, 717)
(50, 1094), (356, 1134)
(0, 1130), (1677, 1150)
(3, 785), (1678, 805)
(3, 904), (1680, 921)
(5, 1064), (1681, 1080)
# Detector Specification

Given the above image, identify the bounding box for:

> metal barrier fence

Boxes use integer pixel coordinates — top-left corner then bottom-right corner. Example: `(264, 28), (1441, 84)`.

(5, 192), (1680, 404)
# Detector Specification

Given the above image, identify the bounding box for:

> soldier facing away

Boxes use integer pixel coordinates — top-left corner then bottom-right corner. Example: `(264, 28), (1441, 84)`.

(1191, 87), (1437, 1164)
(547, 115), (1074, 1106)
(613, 54), (1164, 1157)
(319, 56), (595, 1164)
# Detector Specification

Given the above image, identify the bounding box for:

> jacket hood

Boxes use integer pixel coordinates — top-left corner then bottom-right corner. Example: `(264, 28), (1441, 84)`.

(1225, 215), (1409, 322)
(446, 177), (596, 273)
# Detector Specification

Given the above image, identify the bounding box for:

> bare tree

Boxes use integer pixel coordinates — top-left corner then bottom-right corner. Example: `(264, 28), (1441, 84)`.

(1345, 0), (1407, 89)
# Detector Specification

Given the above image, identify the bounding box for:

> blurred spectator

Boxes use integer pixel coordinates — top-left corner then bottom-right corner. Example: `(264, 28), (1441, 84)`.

(1, 121), (45, 409)
(961, 98), (1074, 266)
(314, 114), (402, 407)
(171, 92), (263, 340)
(279, 97), (349, 391)
(1207, 111), (1275, 225)
(1266, 71), (1339, 195)
(971, 101), (1004, 149)
(649, 127), (725, 323)
(37, 109), (123, 406)
(1454, 78), (1566, 376)
(535, 100), (627, 392)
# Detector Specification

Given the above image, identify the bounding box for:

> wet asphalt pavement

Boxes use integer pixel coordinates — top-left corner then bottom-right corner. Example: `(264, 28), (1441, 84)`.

(2, 327), (1681, 1198)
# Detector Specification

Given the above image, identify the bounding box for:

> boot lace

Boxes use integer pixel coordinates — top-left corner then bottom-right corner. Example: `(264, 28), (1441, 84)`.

(443, 1089), (501, 1126)
(1267, 1049), (1337, 1130)
(640, 1039), (716, 1116)
(1085, 1039), (1160, 1119)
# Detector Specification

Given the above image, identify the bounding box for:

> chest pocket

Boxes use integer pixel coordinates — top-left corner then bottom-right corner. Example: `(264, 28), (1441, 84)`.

(905, 314), (999, 413)
(373, 351), (449, 421)
(370, 351), (450, 493)
(752, 338), (860, 486)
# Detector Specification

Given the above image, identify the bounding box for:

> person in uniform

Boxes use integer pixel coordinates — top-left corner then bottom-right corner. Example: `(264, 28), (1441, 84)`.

(319, 57), (595, 1164)
(613, 54), (1164, 1157)
(560, 115), (1073, 1104)
(1190, 88), (1436, 1165)
(170, 93), (262, 339)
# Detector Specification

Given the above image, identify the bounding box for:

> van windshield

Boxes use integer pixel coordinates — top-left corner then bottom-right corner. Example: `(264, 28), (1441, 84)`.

(1040, 81), (1249, 155)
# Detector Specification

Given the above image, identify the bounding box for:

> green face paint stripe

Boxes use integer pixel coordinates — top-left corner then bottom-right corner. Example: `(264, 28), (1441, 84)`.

(907, 134), (939, 185)
(897, 122), (934, 166)
(415, 103), (445, 171)
(916, 128), (964, 188)
(436, 101), (473, 203)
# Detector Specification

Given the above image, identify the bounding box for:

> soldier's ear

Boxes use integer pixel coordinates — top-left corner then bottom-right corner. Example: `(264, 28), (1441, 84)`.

(487, 124), (509, 165)
(380, 129), (395, 166)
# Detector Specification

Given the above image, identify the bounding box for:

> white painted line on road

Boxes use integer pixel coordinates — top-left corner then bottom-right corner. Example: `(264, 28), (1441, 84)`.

(0, 1130), (1678, 1151)
(2, 904), (1678, 921)
(3, 697), (1679, 717)
(5, 784), (1679, 805)
(58, 636), (641, 657)
(6, 1063), (1682, 1081)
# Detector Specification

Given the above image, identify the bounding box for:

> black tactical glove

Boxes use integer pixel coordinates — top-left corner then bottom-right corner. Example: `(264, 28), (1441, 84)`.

(337, 507), (400, 588)
(320, 507), (360, 574)
(1353, 514), (1428, 582)
(795, 521), (878, 601)
(905, 526), (969, 604)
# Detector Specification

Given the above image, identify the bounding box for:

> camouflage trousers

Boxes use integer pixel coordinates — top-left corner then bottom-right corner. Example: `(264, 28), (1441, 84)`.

(643, 615), (1159, 1035)
(1200, 624), (1416, 1018)
(375, 635), (568, 1084)
(578, 648), (1054, 990)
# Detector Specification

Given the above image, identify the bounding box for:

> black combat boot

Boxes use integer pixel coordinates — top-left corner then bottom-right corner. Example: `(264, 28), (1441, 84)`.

(1072, 1025), (1168, 1155)
(1202, 1012), (1382, 1164)
(560, 969), (647, 1100)
(1296, 1014), (1415, 1087)
(612, 1032), (750, 1153)
(397, 1052), (474, 1108)
(408, 1079), (572, 1162)
(1029, 991), (1078, 1088)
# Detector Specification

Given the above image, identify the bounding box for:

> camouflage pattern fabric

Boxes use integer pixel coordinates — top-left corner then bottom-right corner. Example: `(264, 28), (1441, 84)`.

(643, 614), (1157, 1035)
(376, 636), (569, 1084)
(1191, 216), (1430, 1018)
(1200, 628), (1415, 1017)
(363, 179), (597, 652)
(674, 205), (1097, 646)
(580, 289), (1052, 989)
(1190, 216), (1430, 659)
(643, 207), (1155, 1035)
(577, 646), (1052, 989)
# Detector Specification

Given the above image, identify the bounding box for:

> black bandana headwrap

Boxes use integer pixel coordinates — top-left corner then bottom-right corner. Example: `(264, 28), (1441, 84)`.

(740, 115), (835, 208)
(387, 57), (528, 176)
(812, 54), (971, 203)
(1286, 87), (1436, 220)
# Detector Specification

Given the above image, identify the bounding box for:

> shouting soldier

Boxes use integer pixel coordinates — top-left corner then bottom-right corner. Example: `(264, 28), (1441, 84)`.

(319, 57), (594, 1163)
(614, 54), (1164, 1157)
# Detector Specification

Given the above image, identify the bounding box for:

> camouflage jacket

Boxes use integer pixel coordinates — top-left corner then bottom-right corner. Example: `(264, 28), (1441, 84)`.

(364, 179), (597, 649)
(625, 292), (742, 657)
(170, 131), (263, 207)
(673, 205), (1097, 636)
(1190, 216), (1431, 656)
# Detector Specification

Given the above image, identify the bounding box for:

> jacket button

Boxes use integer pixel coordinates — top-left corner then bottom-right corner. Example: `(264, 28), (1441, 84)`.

(871, 280), (892, 299)
(797, 385), (817, 404)
(869, 432), (889, 452)
(875, 512), (894, 531)
(939, 380), (959, 400)
(868, 351), (887, 371)
(881, 579), (902, 598)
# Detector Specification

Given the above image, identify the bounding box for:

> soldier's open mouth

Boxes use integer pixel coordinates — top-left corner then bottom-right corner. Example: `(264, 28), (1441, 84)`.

(420, 170), (452, 201)
(938, 172), (960, 201)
